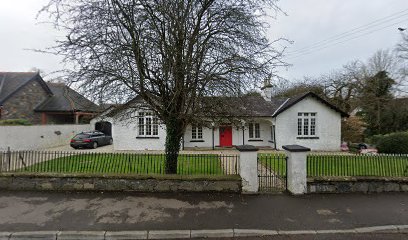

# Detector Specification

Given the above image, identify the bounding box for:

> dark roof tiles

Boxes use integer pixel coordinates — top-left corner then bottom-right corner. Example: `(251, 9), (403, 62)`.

(0, 72), (52, 104)
(272, 92), (349, 117)
(35, 82), (101, 112)
(106, 92), (348, 119)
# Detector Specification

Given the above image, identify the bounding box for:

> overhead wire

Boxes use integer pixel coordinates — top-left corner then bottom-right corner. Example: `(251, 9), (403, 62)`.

(285, 8), (408, 59)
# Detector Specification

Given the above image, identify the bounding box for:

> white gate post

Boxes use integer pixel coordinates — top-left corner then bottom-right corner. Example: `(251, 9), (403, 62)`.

(283, 145), (310, 195)
(236, 145), (259, 193)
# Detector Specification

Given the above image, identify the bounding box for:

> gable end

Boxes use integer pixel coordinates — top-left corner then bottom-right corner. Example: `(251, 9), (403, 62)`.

(272, 92), (349, 118)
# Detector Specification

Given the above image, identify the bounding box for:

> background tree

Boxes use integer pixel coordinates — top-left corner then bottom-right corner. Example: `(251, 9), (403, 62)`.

(275, 77), (325, 98)
(42, 0), (287, 173)
(359, 71), (395, 136)
(341, 116), (365, 143)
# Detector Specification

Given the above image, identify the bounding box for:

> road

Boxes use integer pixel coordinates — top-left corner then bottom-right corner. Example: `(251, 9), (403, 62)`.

(0, 191), (407, 232)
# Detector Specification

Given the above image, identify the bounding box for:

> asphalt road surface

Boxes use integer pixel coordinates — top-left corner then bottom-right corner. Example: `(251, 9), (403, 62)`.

(0, 191), (407, 233)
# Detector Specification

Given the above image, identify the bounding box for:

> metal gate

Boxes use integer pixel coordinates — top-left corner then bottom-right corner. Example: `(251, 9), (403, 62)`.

(257, 153), (287, 192)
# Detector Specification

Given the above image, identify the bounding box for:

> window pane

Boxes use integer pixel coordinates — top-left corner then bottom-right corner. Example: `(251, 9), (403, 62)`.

(192, 125), (197, 139)
(138, 117), (144, 135)
(255, 123), (260, 138)
(298, 118), (302, 136)
(153, 117), (158, 124)
(311, 113), (316, 116)
(153, 117), (159, 135)
(303, 118), (309, 135)
(311, 118), (316, 136)
(146, 118), (152, 135)
(198, 126), (203, 139)
(249, 123), (254, 138)
(298, 113), (302, 116)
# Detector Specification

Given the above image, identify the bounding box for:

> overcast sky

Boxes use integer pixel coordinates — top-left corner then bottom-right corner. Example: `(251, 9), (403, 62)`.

(0, 0), (407, 83)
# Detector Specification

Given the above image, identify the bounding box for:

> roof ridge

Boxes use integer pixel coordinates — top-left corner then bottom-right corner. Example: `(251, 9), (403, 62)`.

(0, 72), (40, 104)
(272, 97), (290, 116)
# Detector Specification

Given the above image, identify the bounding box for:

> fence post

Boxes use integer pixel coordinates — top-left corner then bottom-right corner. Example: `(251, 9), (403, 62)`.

(283, 145), (310, 195)
(6, 147), (11, 172)
(236, 145), (258, 193)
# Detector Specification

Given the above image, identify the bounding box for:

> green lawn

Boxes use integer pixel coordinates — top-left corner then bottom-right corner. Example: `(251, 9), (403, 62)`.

(307, 154), (408, 177)
(258, 153), (408, 177)
(258, 153), (287, 177)
(19, 153), (224, 175)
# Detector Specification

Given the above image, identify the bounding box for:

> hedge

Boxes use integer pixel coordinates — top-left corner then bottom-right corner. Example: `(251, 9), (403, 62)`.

(376, 132), (408, 154)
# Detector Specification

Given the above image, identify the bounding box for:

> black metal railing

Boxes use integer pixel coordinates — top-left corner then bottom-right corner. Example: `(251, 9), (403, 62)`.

(257, 153), (287, 192)
(0, 150), (239, 176)
(307, 153), (408, 177)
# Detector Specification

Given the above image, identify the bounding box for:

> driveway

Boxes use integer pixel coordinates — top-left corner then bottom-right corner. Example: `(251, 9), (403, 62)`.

(41, 144), (241, 154)
(42, 144), (115, 152)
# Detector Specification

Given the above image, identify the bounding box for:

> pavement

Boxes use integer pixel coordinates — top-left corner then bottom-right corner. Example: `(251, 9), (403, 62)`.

(0, 191), (407, 239)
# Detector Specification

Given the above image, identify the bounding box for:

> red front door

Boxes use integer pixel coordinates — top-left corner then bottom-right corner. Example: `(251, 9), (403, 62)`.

(219, 126), (233, 147)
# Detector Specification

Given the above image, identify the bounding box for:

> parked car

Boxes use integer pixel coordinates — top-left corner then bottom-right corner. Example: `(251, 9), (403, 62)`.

(348, 142), (378, 154)
(70, 131), (113, 149)
(340, 142), (349, 152)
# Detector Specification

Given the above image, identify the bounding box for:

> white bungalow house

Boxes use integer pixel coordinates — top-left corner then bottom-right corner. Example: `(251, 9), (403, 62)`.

(91, 86), (348, 151)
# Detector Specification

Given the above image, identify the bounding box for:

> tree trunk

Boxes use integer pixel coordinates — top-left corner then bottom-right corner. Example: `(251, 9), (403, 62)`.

(164, 117), (184, 174)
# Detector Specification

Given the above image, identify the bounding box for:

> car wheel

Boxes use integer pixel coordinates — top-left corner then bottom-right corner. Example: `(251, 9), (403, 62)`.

(109, 139), (113, 145)
(92, 142), (98, 149)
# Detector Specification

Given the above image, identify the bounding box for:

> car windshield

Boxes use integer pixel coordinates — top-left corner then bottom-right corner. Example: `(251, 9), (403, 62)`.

(74, 134), (90, 139)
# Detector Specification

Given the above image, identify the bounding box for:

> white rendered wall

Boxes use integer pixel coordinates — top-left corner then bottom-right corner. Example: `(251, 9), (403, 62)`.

(0, 124), (91, 151)
(112, 119), (166, 151)
(243, 119), (273, 147)
(274, 97), (341, 151)
(230, 120), (273, 147)
(286, 150), (307, 194)
(239, 150), (259, 193)
(183, 120), (274, 148)
(183, 125), (213, 148)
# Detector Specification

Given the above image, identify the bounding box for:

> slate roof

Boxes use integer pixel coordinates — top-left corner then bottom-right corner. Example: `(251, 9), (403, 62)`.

(203, 95), (288, 117)
(0, 72), (52, 104)
(98, 91), (348, 121)
(272, 92), (349, 118)
(35, 83), (101, 112)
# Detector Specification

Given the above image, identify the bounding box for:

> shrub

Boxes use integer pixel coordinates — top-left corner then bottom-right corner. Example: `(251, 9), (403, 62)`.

(376, 132), (408, 154)
(0, 119), (32, 126)
(367, 134), (384, 145)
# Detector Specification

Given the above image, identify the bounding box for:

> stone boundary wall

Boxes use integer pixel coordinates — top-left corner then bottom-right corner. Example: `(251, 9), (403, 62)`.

(308, 177), (408, 193)
(0, 124), (91, 151)
(0, 173), (242, 193)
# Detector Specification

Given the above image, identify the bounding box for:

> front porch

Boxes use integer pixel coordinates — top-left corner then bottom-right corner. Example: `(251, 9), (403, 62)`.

(183, 118), (276, 150)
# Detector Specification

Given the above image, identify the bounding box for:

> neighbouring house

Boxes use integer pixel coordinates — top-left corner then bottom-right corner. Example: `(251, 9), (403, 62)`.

(91, 83), (348, 151)
(0, 72), (101, 124)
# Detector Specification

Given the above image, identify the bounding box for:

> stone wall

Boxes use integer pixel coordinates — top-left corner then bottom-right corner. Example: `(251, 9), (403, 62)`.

(2, 78), (50, 124)
(308, 177), (408, 193)
(0, 173), (242, 193)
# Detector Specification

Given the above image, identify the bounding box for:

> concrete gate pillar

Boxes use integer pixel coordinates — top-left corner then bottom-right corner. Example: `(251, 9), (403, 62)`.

(236, 145), (259, 193)
(283, 145), (310, 195)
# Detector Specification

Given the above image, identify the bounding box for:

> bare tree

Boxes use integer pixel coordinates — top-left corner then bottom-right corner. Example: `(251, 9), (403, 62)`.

(41, 0), (288, 173)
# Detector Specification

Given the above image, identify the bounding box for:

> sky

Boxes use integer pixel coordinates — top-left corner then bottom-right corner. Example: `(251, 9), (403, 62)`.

(0, 0), (407, 83)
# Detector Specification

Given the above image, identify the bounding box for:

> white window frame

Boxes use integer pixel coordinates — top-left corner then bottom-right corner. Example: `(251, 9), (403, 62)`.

(270, 125), (275, 142)
(191, 124), (203, 140)
(248, 122), (261, 139)
(297, 112), (317, 137)
(137, 112), (159, 137)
